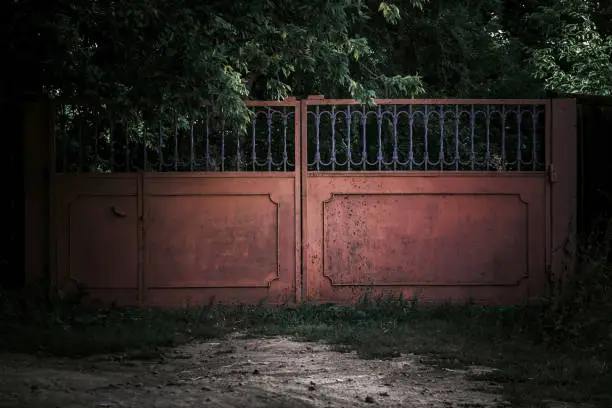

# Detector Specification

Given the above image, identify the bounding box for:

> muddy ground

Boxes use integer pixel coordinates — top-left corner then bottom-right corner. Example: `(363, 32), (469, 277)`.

(0, 334), (568, 408)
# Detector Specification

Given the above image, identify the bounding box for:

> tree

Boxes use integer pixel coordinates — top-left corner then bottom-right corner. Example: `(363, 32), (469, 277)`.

(4, 0), (610, 115)
(358, 0), (544, 98)
(500, 0), (612, 96)
(3, 0), (426, 126)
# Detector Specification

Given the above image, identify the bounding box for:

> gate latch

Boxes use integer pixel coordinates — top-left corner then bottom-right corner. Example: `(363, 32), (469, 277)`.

(547, 164), (558, 183)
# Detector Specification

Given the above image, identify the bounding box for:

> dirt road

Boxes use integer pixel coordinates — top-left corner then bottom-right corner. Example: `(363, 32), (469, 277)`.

(0, 334), (512, 407)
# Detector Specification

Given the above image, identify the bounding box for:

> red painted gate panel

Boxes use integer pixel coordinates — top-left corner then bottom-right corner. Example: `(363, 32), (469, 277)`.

(300, 98), (551, 305)
(303, 174), (547, 304)
(54, 174), (140, 305)
(52, 100), (301, 307)
(143, 174), (298, 306)
(50, 97), (568, 306)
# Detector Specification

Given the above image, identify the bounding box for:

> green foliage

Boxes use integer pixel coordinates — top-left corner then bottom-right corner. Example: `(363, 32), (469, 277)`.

(6, 0), (611, 126)
(528, 0), (612, 95)
(538, 215), (612, 349)
(5, 0), (429, 128)
(354, 0), (545, 98)
(378, 2), (402, 24)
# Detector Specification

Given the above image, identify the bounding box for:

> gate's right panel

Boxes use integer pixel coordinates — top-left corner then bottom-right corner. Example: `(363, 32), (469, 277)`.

(302, 98), (550, 305)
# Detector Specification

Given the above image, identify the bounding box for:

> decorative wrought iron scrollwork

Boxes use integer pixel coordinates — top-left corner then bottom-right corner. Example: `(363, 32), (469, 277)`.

(54, 100), (546, 173)
(306, 103), (546, 172)
(55, 104), (296, 173)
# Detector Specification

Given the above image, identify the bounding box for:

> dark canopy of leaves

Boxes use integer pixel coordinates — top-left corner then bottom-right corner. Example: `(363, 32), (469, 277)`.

(3, 0), (611, 122)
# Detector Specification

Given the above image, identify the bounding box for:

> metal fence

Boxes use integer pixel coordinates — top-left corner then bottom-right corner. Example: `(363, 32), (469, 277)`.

(55, 99), (546, 174)
(47, 97), (567, 306)
(54, 104), (297, 173)
(306, 103), (546, 171)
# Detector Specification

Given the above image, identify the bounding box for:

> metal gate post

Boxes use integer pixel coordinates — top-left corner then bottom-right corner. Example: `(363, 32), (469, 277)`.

(298, 98), (309, 303)
(137, 171), (145, 305)
(550, 98), (578, 295)
(23, 99), (52, 287)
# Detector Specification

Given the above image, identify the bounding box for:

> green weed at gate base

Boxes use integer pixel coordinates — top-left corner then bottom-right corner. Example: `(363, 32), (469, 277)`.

(1, 220), (611, 407)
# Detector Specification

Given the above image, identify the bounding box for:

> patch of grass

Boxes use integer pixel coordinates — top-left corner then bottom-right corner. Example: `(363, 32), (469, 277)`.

(2, 218), (611, 406)
(0, 297), (230, 357)
(0, 294), (610, 406)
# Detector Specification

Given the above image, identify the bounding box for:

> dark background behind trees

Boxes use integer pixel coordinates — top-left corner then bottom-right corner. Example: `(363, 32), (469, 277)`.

(3, 0), (611, 121)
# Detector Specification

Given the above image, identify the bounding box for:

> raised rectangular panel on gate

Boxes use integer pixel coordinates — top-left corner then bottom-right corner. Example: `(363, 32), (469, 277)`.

(322, 193), (528, 286)
(53, 100), (301, 306)
(302, 98), (550, 304)
(67, 195), (139, 289)
(145, 193), (280, 288)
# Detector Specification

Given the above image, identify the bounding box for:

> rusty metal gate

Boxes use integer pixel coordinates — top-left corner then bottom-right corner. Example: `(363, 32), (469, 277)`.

(301, 97), (550, 304)
(53, 100), (301, 306)
(50, 97), (575, 306)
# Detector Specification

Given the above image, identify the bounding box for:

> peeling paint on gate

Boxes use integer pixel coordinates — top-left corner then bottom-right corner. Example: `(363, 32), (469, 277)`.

(304, 174), (545, 305)
(321, 192), (530, 287)
(300, 97), (553, 306)
(48, 97), (577, 307)
(141, 176), (297, 306)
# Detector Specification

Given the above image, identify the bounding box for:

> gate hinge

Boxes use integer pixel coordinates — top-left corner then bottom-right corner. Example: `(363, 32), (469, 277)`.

(547, 164), (558, 183)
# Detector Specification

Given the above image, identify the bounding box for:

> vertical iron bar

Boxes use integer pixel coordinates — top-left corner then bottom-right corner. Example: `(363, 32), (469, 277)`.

(158, 120), (163, 172)
(94, 119), (99, 173)
(455, 105), (460, 171)
(190, 120), (195, 171)
(282, 108), (288, 172)
(424, 105), (429, 171)
(221, 122), (226, 172)
(485, 105), (491, 171)
(532, 105), (537, 171)
(205, 113), (211, 172)
(409, 105), (414, 170)
(78, 112), (83, 173)
(346, 105), (351, 171)
(392, 105), (398, 171)
(377, 105), (383, 171)
(251, 114), (257, 171)
(439, 105), (444, 170)
(267, 108), (273, 171)
(331, 106), (336, 171)
(110, 115), (115, 173)
(236, 124), (242, 171)
(143, 122), (148, 172)
(315, 106), (321, 171)
(517, 105), (522, 171)
(125, 120), (131, 172)
(174, 114), (179, 172)
(470, 105), (475, 171)
(501, 105), (506, 171)
(362, 105), (367, 170)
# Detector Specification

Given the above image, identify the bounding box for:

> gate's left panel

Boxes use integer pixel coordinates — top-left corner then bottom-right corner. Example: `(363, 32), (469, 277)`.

(53, 100), (300, 307)
(52, 103), (143, 306)
(143, 174), (297, 307)
(141, 100), (301, 307)
(54, 175), (140, 305)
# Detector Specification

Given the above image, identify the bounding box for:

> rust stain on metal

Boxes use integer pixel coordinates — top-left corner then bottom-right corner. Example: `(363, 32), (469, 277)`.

(145, 193), (279, 288)
(322, 193), (529, 286)
(304, 175), (546, 305)
(46, 97), (569, 307)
